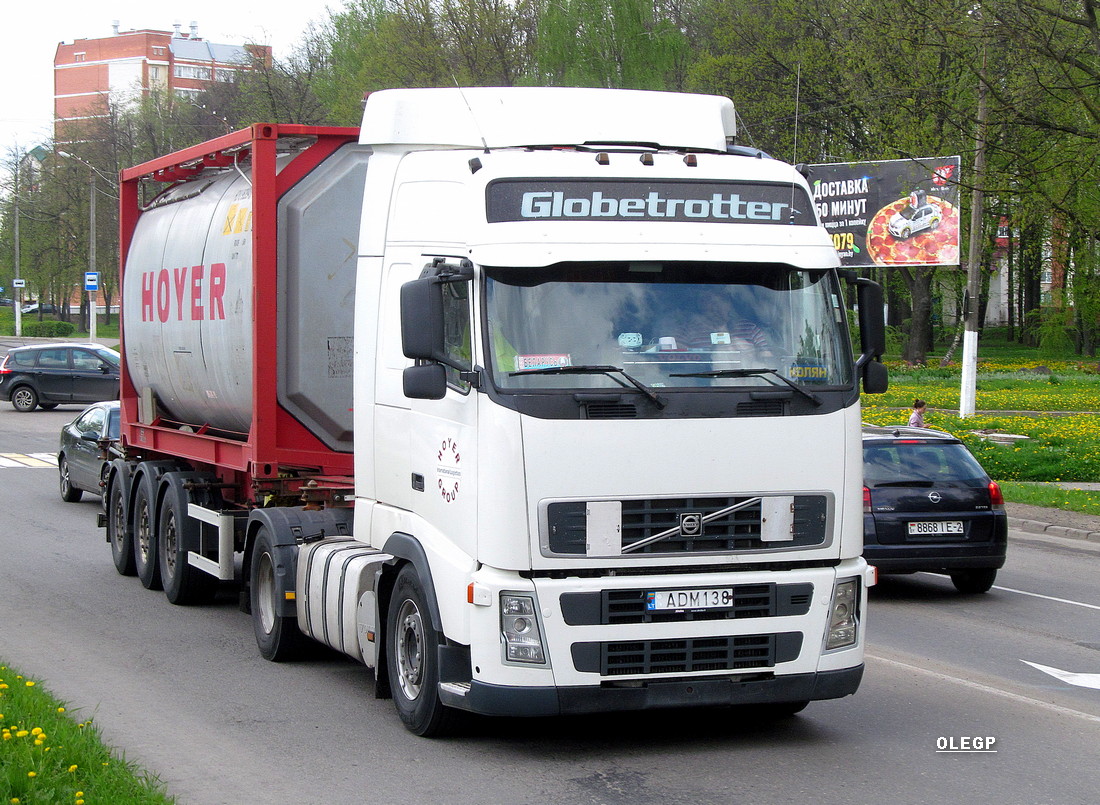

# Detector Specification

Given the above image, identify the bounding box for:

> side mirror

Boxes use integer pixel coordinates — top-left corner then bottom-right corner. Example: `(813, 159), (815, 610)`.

(403, 363), (447, 400)
(862, 360), (889, 394)
(400, 278), (447, 362)
(854, 278), (886, 362)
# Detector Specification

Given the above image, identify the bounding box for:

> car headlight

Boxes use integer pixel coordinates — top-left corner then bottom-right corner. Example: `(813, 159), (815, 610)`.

(501, 593), (546, 664)
(826, 578), (860, 650)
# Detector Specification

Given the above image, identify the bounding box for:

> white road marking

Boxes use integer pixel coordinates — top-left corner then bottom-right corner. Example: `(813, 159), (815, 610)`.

(867, 654), (1100, 724)
(992, 584), (1100, 612)
(1021, 660), (1100, 690)
(0, 452), (57, 468)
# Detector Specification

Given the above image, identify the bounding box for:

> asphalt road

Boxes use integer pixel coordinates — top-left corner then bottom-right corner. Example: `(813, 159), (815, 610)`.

(2, 403), (1099, 805)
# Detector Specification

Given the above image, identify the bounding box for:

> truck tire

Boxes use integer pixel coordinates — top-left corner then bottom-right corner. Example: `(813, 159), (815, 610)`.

(250, 526), (306, 661)
(107, 477), (136, 576)
(158, 486), (218, 605)
(386, 565), (458, 736)
(133, 475), (162, 590)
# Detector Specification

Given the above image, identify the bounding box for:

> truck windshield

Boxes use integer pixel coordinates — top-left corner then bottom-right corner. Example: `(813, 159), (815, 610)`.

(484, 262), (853, 391)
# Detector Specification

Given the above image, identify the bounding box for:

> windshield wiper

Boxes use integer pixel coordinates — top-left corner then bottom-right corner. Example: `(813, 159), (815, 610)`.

(668, 367), (821, 406)
(510, 364), (666, 408)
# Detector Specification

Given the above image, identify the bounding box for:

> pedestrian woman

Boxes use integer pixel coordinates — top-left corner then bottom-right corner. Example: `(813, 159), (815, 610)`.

(908, 398), (927, 428)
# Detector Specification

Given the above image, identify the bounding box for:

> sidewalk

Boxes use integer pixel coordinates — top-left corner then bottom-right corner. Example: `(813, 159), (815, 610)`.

(1007, 501), (1100, 543)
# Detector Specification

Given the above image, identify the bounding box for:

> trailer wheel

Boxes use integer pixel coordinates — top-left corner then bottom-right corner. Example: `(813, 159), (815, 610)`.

(386, 565), (457, 736)
(159, 488), (218, 605)
(108, 478), (136, 576)
(133, 476), (162, 590)
(250, 526), (306, 661)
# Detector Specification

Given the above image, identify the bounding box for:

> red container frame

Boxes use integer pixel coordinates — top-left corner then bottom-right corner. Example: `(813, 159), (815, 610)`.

(118, 124), (360, 496)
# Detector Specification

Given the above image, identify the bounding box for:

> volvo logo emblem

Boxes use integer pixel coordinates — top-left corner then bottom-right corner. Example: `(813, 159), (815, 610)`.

(928, 491), (942, 504)
(679, 512), (704, 536)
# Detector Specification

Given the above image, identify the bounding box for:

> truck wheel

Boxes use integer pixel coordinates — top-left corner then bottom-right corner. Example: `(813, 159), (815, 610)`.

(950, 568), (996, 594)
(133, 476), (162, 590)
(250, 526), (306, 661)
(11, 386), (38, 412)
(386, 565), (457, 736)
(159, 489), (218, 605)
(58, 456), (83, 502)
(107, 478), (136, 576)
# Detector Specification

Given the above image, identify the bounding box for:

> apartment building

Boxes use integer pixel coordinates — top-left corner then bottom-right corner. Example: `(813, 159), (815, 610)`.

(54, 21), (271, 141)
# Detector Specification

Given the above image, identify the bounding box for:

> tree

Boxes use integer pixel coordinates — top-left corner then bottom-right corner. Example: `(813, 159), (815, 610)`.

(536, 0), (689, 89)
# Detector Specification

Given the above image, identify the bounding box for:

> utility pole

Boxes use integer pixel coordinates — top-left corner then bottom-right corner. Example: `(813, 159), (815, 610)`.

(13, 183), (22, 338)
(88, 172), (97, 342)
(960, 49), (989, 418)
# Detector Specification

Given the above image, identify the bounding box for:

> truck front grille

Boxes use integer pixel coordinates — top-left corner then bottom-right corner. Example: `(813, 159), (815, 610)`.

(560, 582), (814, 625)
(571, 632), (803, 676)
(545, 495), (829, 555)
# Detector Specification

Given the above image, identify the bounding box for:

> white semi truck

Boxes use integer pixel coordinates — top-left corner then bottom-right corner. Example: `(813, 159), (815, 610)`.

(107, 87), (888, 735)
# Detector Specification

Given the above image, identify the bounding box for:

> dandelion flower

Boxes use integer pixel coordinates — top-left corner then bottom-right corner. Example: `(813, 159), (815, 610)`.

(16, 730), (28, 737)
(68, 765), (78, 773)
(27, 771), (36, 778)
(57, 707), (65, 714)
(24, 681), (34, 688)
(30, 728), (42, 736)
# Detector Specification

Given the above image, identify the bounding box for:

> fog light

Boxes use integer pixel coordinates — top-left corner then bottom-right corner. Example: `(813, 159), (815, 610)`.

(501, 593), (546, 664)
(826, 578), (859, 650)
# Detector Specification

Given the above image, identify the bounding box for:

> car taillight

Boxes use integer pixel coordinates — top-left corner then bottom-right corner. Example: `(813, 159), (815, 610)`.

(988, 480), (1005, 509)
(863, 485), (872, 513)
(0, 358), (10, 374)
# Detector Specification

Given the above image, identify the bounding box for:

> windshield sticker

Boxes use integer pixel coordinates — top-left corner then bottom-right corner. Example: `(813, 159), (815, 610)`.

(486, 179), (815, 225)
(514, 354), (572, 371)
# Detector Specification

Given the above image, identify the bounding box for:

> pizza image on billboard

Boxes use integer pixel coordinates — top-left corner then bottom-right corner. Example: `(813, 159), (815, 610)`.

(867, 192), (960, 266)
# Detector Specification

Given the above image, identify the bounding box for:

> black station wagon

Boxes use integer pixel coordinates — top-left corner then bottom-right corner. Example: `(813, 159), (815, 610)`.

(0, 343), (120, 412)
(862, 425), (1007, 593)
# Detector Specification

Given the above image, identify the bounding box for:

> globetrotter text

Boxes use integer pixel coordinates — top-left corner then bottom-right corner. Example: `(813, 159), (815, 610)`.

(140, 264), (228, 322)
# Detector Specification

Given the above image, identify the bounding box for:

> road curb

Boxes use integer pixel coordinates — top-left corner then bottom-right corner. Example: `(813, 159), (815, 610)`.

(1009, 516), (1100, 543)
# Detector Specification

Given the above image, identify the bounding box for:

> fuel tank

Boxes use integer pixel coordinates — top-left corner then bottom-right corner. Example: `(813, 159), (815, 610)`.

(122, 143), (369, 451)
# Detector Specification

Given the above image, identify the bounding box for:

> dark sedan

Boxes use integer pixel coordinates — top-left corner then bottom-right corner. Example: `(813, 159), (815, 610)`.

(58, 400), (120, 502)
(863, 425), (1007, 593)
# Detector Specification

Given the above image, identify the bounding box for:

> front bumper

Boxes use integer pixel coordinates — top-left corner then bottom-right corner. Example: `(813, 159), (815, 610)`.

(445, 665), (863, 717)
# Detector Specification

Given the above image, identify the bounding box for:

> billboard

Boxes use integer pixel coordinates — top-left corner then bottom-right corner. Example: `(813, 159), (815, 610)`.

(808, 157), (961, 268)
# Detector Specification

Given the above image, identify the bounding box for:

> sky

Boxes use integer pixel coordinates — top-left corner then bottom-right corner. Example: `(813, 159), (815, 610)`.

(2, 3), (334, 153)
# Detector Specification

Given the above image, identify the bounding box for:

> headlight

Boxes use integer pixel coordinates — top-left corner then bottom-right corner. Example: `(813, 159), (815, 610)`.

(501, 593), (546, 663)
(826, 578), (860, 650)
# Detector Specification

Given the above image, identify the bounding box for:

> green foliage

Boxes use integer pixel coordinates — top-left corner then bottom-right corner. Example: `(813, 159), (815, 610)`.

(536, 0), (689, 89)
(21, 320), (75, 337)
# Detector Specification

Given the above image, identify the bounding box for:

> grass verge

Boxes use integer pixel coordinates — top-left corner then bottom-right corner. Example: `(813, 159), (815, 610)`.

(998, 482), (1100, 518)
(0, 662), (174, 804)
